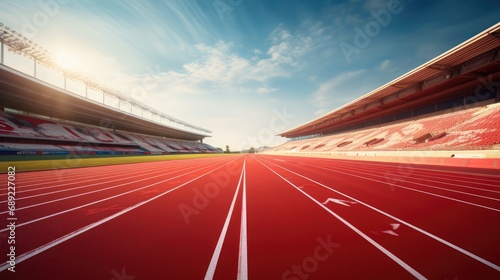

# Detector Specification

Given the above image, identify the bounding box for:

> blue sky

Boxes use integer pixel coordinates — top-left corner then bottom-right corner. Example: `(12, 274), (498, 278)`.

(0, 0), (499, 150)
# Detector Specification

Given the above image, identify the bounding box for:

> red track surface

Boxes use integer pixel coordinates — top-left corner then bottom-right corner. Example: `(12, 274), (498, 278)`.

(0, 155), (499, 279)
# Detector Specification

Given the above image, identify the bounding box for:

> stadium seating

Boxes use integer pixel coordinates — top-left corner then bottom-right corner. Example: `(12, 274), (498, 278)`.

(0, 143), (64, 151)
(0, 112), (42, 138)
(61, 125), (99, 142)
(144, 137), (179, 153)
(119, 134), (164, 153)
(272, 103), (500, 153)
(421, 104), (500, 149)
(0, 111), (218, 155)
(13, 115), (81, 141)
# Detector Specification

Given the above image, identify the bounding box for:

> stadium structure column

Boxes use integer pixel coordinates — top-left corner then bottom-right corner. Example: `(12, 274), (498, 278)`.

(33, 58), (37, 78)
(0, 38), (3, 64)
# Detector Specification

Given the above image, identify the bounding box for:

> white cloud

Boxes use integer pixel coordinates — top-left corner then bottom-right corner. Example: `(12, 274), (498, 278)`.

(269, 26), (291, 44)
(120, 24), (324, 97)
(379, 59), (390, 70)
(256, 86), (278, 94)
(311, 70), (366, 107)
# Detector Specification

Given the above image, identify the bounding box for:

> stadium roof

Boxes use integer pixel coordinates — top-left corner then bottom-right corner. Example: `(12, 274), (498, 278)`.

(279, 22), (500, 138)
(0, 64), (210, 141)
(0, 23), (211, 140)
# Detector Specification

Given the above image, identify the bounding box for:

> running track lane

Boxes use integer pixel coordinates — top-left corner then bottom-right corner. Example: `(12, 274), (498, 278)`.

(0, 156), (243, 279)
(0, 154), (499, 279)
(245, 155), (419, 279)
(258, 155), (500, 266)
(0, 156), (235, 259)
(255, 154), (500, 279)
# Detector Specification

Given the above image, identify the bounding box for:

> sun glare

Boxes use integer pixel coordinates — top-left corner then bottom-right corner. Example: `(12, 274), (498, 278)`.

(55, 51), (81, 71)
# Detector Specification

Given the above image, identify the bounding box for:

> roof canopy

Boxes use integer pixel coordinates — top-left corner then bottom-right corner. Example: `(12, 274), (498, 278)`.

(0, 64), (209, 141)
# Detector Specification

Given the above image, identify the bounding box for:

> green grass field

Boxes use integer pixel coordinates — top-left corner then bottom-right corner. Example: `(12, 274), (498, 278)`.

(0, 153), (238, 173)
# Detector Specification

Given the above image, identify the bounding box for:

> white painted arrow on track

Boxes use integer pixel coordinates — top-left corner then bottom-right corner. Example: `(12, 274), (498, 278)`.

(382, 223), (401, 236)
(322, 198), (357, 207)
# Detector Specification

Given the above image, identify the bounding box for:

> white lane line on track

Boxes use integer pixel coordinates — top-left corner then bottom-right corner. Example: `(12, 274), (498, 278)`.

(0, 163), (175, 195)
(0, 157), (239, 272)
(3, 166), (143, 188)
(256, 158), (427, 280)
(205, 157), (246, 280)
(297, 157), (500, 181)
(238, 156), (248, 280)
(0, 161), (216, 214)
(344, 165), (500, 188)
(290, 160), (500, 212)
(313, 163), (500, 199)
(4, 157), (221, 189)
(0, 162), (204, 203)
(258, 157), (500, 272)
(0, 159), (235, 232)
(313, 161), (500, 192)
(2, 158), (224, 193)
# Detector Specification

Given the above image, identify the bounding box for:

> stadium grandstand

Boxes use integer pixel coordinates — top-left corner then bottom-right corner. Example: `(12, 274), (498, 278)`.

(270, 23), (500, 160)
(0, 23), (218, 157)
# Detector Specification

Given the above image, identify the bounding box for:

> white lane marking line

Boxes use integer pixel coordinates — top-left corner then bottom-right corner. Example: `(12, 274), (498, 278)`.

(0, 162), (199, 202)
(319, 163), (500, 198)
(5, 167), (141, 189)
(0, 161), (192, 195)
(0, 161), (213, 214)
(260, 157), (500, 272)
(7, 156), (226, 189)
(296, 160), (500, 213)
(256, 158), (426, 280)
(205, 158), (245, 280)
(0, 158), (238, 272)
(312, 160), (500, 190)
(307, 157), (500, 180)
(238, 156), (248, 280)
(0, 159), (237, 232)
(344, 164), (500, 188)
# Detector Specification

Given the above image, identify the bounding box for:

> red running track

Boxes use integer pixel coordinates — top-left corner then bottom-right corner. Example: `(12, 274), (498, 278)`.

(0, 155), (499, 279)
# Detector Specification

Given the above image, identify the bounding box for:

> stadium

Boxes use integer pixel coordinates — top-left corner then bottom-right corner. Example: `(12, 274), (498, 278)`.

(0, 5), (499, 280)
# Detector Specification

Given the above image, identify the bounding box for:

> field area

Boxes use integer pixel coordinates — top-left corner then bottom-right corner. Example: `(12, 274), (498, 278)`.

(0, 155), (498, 279)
